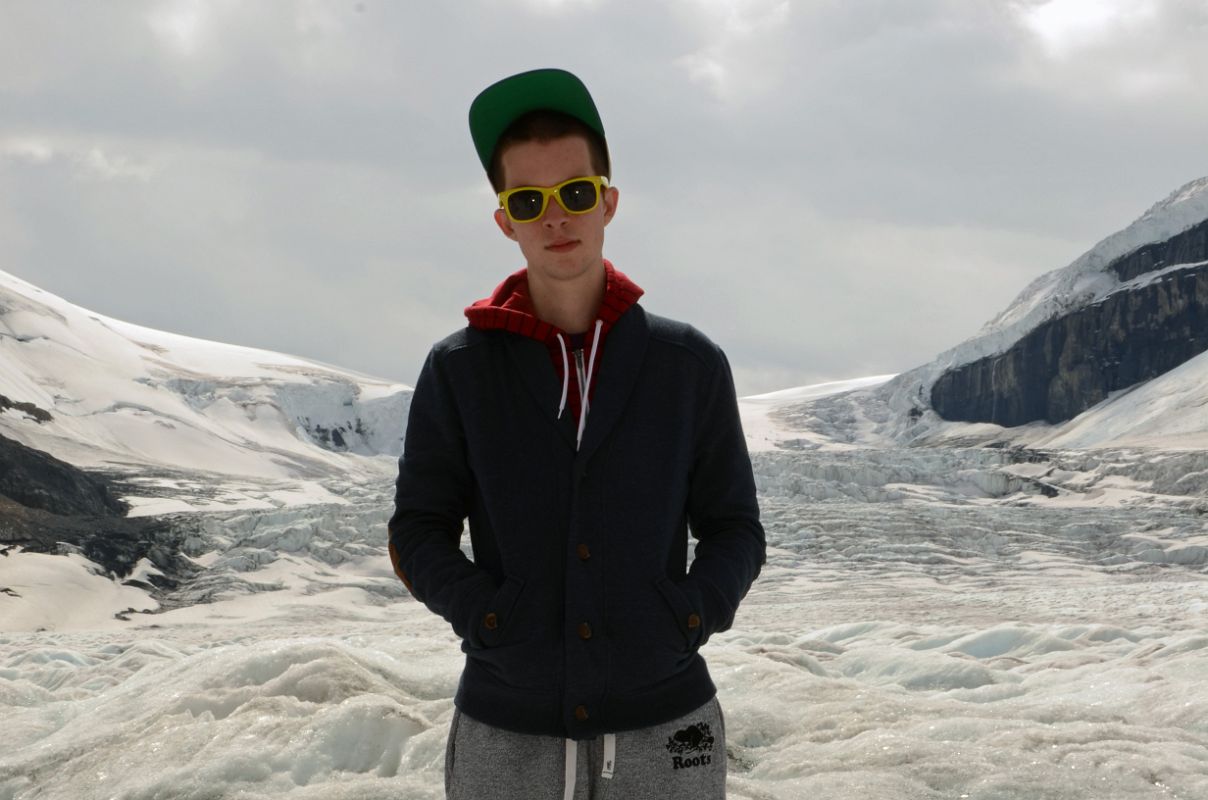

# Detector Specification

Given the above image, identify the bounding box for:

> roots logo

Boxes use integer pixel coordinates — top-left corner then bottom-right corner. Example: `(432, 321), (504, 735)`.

(664, 722), (715, 770)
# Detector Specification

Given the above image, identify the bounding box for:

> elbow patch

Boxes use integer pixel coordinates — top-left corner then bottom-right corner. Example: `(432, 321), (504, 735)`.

(387, 538), (418, 598)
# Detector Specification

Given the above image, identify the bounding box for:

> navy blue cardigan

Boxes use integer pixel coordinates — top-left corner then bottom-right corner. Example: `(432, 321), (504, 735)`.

(388, 303), (765, 739)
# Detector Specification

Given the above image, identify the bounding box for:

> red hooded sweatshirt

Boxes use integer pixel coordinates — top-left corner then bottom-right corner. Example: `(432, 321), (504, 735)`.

(464, 260), (644, 448)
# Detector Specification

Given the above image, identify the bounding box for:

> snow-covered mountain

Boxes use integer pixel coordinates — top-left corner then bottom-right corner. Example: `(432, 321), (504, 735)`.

(917, 176), (1208, 433)
(741, 176), (1208, 452)
(937, 175), (1208, 374)
(0, 269), (411, 512)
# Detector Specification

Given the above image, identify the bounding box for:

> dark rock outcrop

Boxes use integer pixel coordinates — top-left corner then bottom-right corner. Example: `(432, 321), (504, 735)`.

(0, 394), (53, 424)
(0, 495), (193, 589)
(1107, 217), (1208, 282)
(932, 226), (1208, 426)
(0, 433), (127, 517)
(0, 433), (198, 592)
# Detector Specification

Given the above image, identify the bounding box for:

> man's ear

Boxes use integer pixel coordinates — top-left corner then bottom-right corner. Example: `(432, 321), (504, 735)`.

(494, 208), (518, 241)
(602, 185), (619, 227)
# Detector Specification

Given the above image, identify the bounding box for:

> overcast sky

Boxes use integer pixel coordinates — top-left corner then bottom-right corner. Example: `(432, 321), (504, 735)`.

(2, 0), (1206, 395)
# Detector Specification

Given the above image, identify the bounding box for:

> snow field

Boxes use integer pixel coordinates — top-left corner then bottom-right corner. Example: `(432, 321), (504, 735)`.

(0, 619), (457, 800)
(2, 583), (1204, 799)
(2, 441), (1207, 798)
(0, 553), (159, 632)
(713, 601), (1208, 799)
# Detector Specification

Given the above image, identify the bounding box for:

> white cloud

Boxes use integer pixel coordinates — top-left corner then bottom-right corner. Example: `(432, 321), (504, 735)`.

(518, 0), (601, 9)
(0, 138), (55, 165)
(672, 0), (791, 103)
(79, 148), (154, 182)
(1018, 0), (1158, 56)
(676, 52), (727, 91)
(1008, 0), (1206, 101)
(1115, 66), (1191, 97)
(147, 0), (212, 56)
(1, 136), (155, 182)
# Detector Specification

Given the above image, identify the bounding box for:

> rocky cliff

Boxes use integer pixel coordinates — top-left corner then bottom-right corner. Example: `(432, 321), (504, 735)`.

(0, 433), (196, 593)
(0, 429), (127, 517)
(930, 194), (1208, 427)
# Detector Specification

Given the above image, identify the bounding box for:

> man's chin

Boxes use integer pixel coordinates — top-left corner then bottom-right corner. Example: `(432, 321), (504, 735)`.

(528, 257), (605, 282)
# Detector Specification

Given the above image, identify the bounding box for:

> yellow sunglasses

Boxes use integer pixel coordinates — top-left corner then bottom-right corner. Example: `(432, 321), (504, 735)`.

(498, 176), (610, 224)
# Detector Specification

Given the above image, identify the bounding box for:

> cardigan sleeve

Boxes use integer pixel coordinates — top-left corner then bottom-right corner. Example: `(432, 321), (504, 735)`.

(681, 344), (766, 643)
(387, 345), (497, 644)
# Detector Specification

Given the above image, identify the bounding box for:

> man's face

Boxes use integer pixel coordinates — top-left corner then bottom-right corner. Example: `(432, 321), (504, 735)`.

(493, 135), (618, 288)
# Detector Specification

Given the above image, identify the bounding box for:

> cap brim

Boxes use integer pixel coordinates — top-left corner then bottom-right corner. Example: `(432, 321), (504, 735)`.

(469, 68), (606, 172)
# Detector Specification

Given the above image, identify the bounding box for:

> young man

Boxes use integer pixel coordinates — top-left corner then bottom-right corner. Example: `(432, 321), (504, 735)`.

(389, 68), (765, 800)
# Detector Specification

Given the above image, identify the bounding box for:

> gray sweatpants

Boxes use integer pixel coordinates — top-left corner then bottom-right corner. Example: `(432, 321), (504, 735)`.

(445, 698), (726, 800)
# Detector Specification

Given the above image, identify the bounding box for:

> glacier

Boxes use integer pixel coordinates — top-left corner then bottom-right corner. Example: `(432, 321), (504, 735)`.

(3, 432), (1207, 798)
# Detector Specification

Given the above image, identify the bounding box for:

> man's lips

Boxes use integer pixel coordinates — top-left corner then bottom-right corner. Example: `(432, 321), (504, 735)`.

(546, 239), (580, 253)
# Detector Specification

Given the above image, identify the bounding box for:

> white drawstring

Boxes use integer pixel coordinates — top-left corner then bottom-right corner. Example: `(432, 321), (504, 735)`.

(563, 732), (616, 795)
(575, 319), (604, 450)
(602, 733), (616, 780)
(556, 333), (570, 419)
(563, 739), (578, 800)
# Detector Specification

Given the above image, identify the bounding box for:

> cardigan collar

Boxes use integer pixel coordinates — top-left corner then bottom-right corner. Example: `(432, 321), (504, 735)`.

(504, 303), (650, 460)
(466, 261), (645, 450)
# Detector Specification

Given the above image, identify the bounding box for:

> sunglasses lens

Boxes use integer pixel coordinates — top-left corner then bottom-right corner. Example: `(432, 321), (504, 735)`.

(506, 190), (545, 221)
(559, 180), (599, 213)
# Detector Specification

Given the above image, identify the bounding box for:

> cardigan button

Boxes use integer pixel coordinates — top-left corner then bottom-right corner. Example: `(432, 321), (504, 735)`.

(575, 705), (589, 721)
(578, 622), (593, 640)
(577, 543), (591, 561)
(687, 613), (701, 630)
(484, 612), (498, 630)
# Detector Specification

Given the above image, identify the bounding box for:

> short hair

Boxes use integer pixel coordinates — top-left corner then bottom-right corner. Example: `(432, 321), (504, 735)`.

(488, 109), (611, 193)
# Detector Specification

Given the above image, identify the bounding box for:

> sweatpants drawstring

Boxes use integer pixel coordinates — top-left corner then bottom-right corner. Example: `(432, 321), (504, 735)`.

(602, 733), (616, 779)
(563, 739), (577, 800)
(563, 732), (616, 796)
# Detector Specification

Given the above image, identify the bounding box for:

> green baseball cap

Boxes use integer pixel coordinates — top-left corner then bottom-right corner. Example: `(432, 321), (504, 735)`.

(468, 68), (607, 173)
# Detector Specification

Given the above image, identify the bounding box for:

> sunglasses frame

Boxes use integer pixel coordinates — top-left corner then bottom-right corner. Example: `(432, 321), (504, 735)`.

(497, 176), (610, 224)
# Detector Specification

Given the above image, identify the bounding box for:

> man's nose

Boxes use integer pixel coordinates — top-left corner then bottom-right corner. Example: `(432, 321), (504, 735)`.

(542, 196), (569, 225)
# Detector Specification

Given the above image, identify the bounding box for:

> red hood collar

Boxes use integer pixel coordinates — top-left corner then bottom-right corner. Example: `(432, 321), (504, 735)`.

(464, 260), (644, 342)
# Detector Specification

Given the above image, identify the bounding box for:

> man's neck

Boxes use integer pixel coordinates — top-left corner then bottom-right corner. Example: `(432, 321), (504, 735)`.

(528, 262), (606, 335)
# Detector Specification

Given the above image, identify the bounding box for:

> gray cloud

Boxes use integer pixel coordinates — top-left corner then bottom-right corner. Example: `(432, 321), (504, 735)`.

(2, 0), (1206, 395)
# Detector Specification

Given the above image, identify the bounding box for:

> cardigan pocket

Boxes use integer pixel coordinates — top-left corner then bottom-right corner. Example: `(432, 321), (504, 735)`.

(654, 576), (704, 653)
(464, 575), (559, 692)
(608, 578), (704, 698)
(474, 574), (526, 649)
